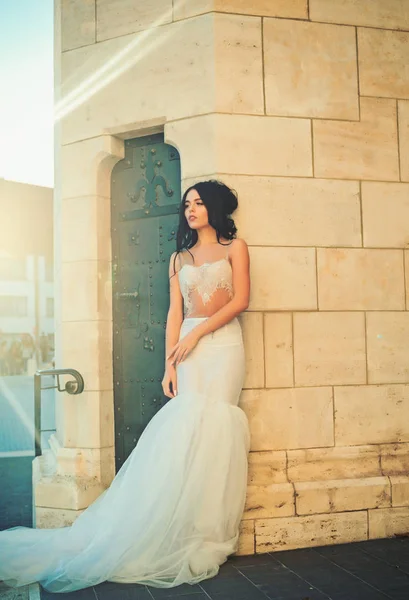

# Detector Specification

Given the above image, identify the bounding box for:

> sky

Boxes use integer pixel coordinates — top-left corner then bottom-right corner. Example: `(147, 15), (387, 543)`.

(0, 0), (54, 188)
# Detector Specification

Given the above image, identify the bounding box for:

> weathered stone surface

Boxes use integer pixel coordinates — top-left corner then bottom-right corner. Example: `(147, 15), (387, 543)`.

(295, 477), (391, 515)
(358, 27), (409, 100)
(62, 390), (114, 449)
(62, 15), (264, 145)
(96, 0), (172, 41)
(173, 0), (308, 20)
(264, 18), (358, 119)
(310, 0), (409, 30)
(248, 451), (288, 485)
(239, 312), (264, 389)
(335, 385), (409, 446)
(255, 511), (368, 552)
(167, 114), (312, 180)
(369, 507), (409, 539)
(362, 183), (409, 248)
(287, 446), (382, 482)
(317, 248), (405, 310)
(294, 312), (366, 386)
(235, 519), (255, 555)
(62, 196), (112, 262)
(244, 483), (295, 519)
(264, 313), (293, 388)
(313, 98), (399, 181)
(248, 247), (316, 311)
(406, 251), (409, 306)
(367, 312), (409, 384)
(390, 476), (409, 507)
(61, 260), (112, 322)
(227, 175), (361, 247)
(62, 0), (95, 51)
(241, 387), (334, 451)
(399, 101), (409, 181)
(381, 443), (409, 476)
(36, 507), (84, 529)
(61, 320), (113, 391)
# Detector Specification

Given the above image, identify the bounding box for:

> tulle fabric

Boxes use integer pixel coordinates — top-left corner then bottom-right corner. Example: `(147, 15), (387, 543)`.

(0, 317), (250, 593)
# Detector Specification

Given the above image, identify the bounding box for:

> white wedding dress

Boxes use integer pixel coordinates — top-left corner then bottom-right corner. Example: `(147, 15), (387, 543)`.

(0, 244), (250, 593)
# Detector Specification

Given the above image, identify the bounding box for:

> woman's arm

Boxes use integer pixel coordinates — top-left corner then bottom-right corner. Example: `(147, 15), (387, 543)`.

(165, 251), (184, 368)
(192, 238), (250, 339)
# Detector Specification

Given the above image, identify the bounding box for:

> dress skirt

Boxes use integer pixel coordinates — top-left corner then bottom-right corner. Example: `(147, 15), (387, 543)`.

(0, 316), (250, 593)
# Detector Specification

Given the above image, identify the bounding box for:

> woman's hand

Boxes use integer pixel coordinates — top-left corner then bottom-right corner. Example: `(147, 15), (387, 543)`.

(162, 363), (178, 398)
(166, 329), (201, 367)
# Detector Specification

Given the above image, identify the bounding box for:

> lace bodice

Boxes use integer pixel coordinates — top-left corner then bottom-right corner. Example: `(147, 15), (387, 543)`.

(178, 246), (234, 318)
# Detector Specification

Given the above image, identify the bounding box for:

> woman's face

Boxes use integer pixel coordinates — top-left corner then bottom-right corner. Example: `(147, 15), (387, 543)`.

(183, 189), (208, 229)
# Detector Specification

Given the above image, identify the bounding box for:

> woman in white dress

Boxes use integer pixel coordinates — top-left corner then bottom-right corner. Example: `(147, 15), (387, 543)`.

(0, 179), (251, 593)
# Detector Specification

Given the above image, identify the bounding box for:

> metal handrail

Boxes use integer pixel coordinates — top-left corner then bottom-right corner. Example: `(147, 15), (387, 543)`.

(34, 368), (85, 457)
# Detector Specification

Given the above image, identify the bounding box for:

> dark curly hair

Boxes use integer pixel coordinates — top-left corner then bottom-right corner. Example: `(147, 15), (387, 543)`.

(170, 179), (239, 278)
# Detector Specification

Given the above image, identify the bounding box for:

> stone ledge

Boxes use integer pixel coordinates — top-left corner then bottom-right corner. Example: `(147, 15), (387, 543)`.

(287, 445), (382, 482)
(255, 511), (368, 552)
(295, 477), (391, 515)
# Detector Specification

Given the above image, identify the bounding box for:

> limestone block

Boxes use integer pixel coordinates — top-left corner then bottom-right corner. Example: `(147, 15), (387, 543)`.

(248, 451), (288, 485)
(310, 0), (409, 30)
(61, 260), (112, 322)
(264, 18), (358, 119)
(381, 443), (409, 476)
(61, 196), (111, 262)
(61, 320), (113, 391)
(295, 477), (391, 515)
(265, 313), (293, 388)
(390, 476), (409, 507)
(334, 385), (409, 446)
(238, 312), (264, 389)
(367, 312), (409, 384)
(96, 0), (172, 41)
(362, 183), (409, 248)
(173, 0), (308, 20)
(55, 445), (115, 488)
(313, 98), (399, 181)
(287, 446), (382, 482)
(62, 390), (114, 449)
(369, 507), (409, 539)
(225, 175), (361, 248)
(35, 475), (104, 510)
(294, 312), (366, 386)
(235, 519), (255, 555)
(248, 247), (316, 311)
(62, 0), (95, 52)
(61, 136), (124, 199)
(317, 248), (405, 310)
(61, 14), (264, 145)
(36, 507), (84, 529)
(255, 511), (368, 552)
(214, 14), (264, 115)
(358, 27), (409, 100)
(240, 387), (334, 451)
(244, 483), (295, 519)
(399, 101), (409, 181)
(167, 114), (312, 180)
(406, 251), (409, 306)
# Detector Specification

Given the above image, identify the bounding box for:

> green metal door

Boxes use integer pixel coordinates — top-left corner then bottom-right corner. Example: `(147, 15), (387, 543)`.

(111, 134), (181, 472)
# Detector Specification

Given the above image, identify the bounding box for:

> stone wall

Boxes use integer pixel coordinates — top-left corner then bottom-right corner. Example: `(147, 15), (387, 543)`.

(46, 0), (409, 551)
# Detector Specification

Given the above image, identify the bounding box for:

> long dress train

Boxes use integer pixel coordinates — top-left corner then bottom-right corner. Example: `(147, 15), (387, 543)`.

(0, 316), (250, 593)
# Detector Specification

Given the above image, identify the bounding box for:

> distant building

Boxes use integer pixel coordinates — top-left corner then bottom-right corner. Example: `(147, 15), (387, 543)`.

(0, 178), (53, 346)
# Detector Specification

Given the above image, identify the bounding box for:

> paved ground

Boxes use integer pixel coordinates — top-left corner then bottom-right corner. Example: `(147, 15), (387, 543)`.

(0, 582), (29, 600)
(38, 537), (409, 600)
(0, 456), (32, 531)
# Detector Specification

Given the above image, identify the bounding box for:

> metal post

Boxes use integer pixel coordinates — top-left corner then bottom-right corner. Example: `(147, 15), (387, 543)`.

(34, 373), (42, 457)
